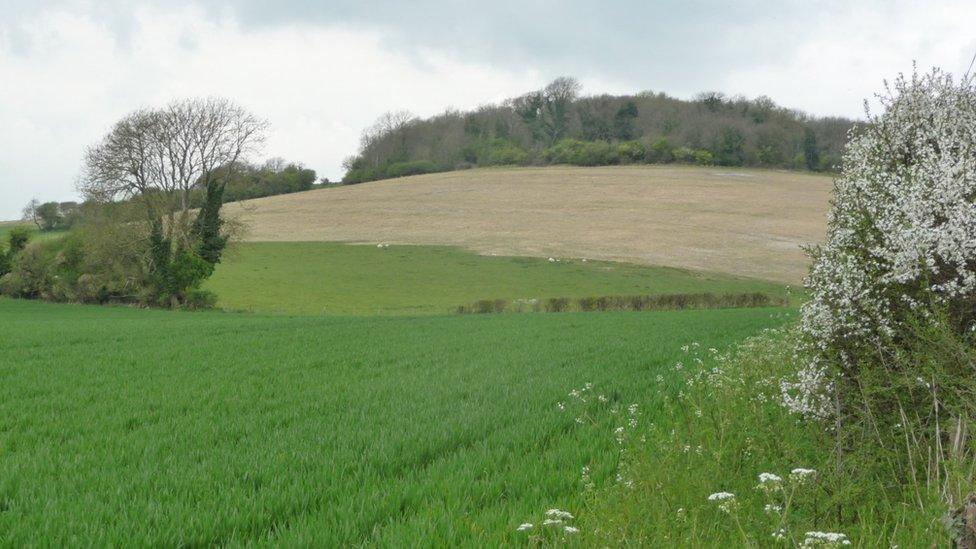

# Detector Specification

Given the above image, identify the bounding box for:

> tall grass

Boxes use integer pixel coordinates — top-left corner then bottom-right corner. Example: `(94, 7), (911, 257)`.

(576, 328), (952, 546)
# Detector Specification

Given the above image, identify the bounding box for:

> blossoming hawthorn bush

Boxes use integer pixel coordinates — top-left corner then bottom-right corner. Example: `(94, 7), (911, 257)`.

(785, 68), (976, 418)
(784, 69), (976, 531)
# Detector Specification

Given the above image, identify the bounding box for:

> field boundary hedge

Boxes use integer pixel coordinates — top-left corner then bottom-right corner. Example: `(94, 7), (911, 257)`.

(454, 292), (787, 314)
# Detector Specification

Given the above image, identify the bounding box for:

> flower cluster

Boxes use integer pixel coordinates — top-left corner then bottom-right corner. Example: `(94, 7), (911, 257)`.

(516, 508), (579, 540)
(787, 68), (976, 418)
(707, 491), (738, 514)
(801, 531), (851, 547)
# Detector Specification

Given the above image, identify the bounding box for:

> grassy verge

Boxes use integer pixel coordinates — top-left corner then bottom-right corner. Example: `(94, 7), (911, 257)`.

(205, 242), (791, 315)
(0, 298), (788, 545)
(575, 328), (950, 547)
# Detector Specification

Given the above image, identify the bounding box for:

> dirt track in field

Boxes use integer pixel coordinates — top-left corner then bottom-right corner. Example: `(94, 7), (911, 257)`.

(224, 165), (833, 283)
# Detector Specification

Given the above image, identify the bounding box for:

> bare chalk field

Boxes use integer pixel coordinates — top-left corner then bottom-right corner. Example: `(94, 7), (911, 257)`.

(224, 166), (832, 283)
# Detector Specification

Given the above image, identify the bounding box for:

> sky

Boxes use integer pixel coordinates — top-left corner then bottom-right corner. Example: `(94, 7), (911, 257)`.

(1, 0), (975, 220)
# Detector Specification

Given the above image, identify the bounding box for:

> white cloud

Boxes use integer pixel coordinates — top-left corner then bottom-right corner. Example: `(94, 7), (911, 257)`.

(0, 4), (553, 219)
(1, 0), (975, 220)
(722, 1), (976, 118)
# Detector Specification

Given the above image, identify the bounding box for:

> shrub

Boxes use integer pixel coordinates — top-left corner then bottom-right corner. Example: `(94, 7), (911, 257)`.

(545, 139), (620, 166)
(0, 244), (53, 299)
(671, 146), (695, 163)
(185, 289), (218, 310)
(693, 149), (713, 166)
(342, 167), (381, 184)
(648, 138), (674, 163)
(616, 141), (646, 163)
(485, 142), (528, 166)
(7, 227), (30, 254)
(786, 69), (976, 526)
(385, 160), (440, 178)
(545, 297), (570, 312)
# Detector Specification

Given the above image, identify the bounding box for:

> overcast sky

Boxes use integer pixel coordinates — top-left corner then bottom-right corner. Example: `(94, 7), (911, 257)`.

(1, 0), (974, 219)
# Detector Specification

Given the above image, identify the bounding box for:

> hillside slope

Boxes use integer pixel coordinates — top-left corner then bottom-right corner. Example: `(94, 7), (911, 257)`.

(224, 166), (832, 283)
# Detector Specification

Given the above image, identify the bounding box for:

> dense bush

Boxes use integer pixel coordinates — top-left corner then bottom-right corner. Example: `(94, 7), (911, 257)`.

(193, 159), (317, 204)
(783, 69), (976, 535)
(385, 159), (441, 178)
(484, 140), (529, 166)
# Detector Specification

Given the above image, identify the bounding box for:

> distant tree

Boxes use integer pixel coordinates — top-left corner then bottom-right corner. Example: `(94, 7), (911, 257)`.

(541, 77), (582, 144)
(0, 227), (31, 278)
(696, 91), (726, 113)
(81, 97), (267, 307)
(613, 101), (639, 140)
(715, 127), (746, 166)
(22, 199), (40, 229)
(35, 202), (63, 231)
(803, 128), (821, 171)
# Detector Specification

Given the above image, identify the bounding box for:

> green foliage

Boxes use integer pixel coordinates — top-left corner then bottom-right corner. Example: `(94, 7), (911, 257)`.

(7, 226), (31, 254)
(693, 149), (714, 165)
(145, 221), (214, 307)
(0, 298), (785, 545)
(648, 138), (674, 162)
(483, 140), (528, 166)
(197, 160), (317, 203)
(193, 179), (229, 265)
(714, 126), (746, 166)
(615, 141), (646, 163)
(203, 243), (790, 315)
(544, 139), (619, 166)
(803, 128), (821, 171)
(613, 100), (639, 140)
(385, 159), (440, 178)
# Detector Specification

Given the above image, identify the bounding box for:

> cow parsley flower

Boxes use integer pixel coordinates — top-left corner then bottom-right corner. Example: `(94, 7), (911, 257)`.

(801, 531), (851, 547)
(707, 491), (738, 513)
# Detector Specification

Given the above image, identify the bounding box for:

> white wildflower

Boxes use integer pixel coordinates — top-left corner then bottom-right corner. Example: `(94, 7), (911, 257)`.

(516, 523), (534, 531)
(790, 468), (816, 484)
(707, 492), (738, 513)
(801, 531), (851, 547)
(545, 509), (574, 520)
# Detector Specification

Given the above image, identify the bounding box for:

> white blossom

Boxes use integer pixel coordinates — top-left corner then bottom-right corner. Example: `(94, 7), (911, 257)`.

(801, 531), (851, 547)
(786, 69), (976, 418)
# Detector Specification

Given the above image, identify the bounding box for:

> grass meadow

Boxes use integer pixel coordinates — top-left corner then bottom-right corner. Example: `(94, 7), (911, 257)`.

(205, 242), (790, 315)
(0, 223), (65, 251)
(0, 298), (789, 545)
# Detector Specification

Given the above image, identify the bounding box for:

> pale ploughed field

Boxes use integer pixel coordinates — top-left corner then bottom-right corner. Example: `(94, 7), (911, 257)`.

(224, 166), (832, 283)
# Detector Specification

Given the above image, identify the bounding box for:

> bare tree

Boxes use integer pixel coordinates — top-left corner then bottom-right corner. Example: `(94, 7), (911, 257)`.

(359, 110), (414, 169)
(81, 98), (267, 245)
(21, 199), (41, 229)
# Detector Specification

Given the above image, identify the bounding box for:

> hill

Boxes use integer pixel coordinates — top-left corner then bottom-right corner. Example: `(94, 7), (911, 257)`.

(343, 78), (855, 184)
(223, 165), (832, 283)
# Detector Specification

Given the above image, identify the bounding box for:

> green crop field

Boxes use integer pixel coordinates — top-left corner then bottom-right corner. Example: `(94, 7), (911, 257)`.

(0, 298), (789, 545)
(205, 242), (790, 315)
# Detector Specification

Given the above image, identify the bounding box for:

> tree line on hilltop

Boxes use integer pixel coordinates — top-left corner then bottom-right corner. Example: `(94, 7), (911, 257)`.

(343, 77), (855, 184)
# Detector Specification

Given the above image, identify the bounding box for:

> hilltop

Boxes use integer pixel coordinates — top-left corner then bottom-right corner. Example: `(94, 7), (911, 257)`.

(224, 165), (832, 283)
